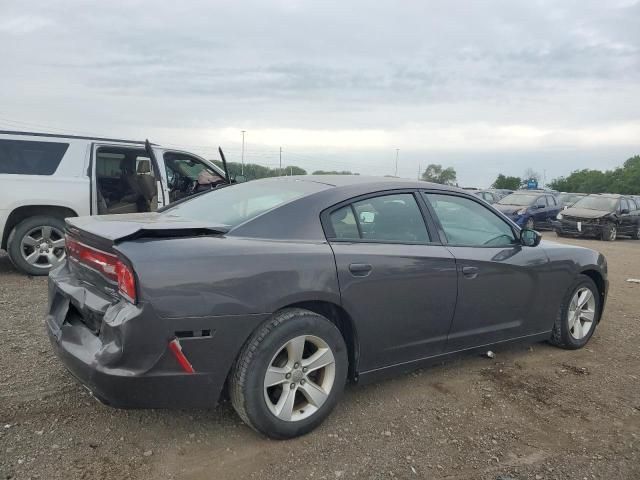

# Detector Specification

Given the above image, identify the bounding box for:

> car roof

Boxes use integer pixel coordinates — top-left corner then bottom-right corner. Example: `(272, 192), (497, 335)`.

(0, 129), (151, 145)
(259, 174), (458, 191)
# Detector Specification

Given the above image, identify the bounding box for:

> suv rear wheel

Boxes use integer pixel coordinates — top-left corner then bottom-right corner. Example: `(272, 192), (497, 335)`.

(230, 308), (348, 439)
(7, 216), (66, 276)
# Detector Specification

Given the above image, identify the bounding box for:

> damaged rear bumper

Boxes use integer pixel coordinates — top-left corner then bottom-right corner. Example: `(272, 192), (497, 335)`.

(46, 262), (268, 409)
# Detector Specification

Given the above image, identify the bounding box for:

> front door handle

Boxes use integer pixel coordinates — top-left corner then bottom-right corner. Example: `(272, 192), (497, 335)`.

(461, 266), (479, 279)
(349, 263), (373, 276)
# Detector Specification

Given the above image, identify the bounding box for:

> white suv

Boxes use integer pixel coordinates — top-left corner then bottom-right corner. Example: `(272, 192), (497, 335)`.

(0, 131), (234, 275)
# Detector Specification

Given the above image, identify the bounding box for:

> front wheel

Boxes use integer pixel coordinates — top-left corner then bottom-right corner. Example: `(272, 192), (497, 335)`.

(229, 308), (348, 439)
(631, 224), (640, 240)
(549, 275), (601, 349)
(601, 223), (617, 241)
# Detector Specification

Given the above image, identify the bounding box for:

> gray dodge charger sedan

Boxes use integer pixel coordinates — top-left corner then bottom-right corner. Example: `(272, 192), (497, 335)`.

(47, 176), (608, 439)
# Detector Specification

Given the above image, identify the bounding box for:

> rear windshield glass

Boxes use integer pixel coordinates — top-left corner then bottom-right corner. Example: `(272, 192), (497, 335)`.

(572, 196), (618, 211)
(164, 179), (329, 227)
(497, 193), (538, 206)
(0, 139), (69, 175)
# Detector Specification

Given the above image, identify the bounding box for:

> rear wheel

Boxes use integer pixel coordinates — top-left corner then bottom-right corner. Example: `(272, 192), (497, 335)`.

(7, 216), (66, 276)
(230, 308), (348, 439)
(601, 223), (617, 241)
(549, 275), (600, 349)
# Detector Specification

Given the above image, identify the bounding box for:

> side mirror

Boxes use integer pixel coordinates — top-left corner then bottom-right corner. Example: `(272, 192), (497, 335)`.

(232, 174), (247, 184)
(521, 228), (541, 247)
(621, 208), (629, 215)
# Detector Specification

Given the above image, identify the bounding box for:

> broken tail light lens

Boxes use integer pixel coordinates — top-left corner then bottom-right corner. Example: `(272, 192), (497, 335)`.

(65, 235), (137, 303)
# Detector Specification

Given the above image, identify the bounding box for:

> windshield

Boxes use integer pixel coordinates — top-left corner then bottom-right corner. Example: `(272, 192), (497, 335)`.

(572, 196), (618, 211)
(559, 193), (584, 205)
(497, 193), (539, 206)
(163, 179), (329, 227)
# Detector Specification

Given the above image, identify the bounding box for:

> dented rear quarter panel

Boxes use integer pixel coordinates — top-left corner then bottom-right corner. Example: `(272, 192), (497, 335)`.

(115, 235), (341, 318)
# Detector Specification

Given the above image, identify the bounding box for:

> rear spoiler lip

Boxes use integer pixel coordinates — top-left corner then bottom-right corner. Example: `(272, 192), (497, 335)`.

(65, 215), (230, 248)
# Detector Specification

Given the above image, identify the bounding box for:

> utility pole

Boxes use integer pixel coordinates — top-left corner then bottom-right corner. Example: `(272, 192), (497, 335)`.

(418, 163), (421, 180)
(395, 148), (399, 177)
(290, 166), (293, 176)
(279, 147), (282, 176)
(241, 130), (246, 176)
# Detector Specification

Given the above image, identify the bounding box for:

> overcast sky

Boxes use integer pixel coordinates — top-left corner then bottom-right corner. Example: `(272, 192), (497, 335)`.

(1, 0), (639, 186)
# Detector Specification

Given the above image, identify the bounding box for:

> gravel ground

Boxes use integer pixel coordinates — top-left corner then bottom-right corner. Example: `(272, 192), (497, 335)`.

(1, 232), (638, 480)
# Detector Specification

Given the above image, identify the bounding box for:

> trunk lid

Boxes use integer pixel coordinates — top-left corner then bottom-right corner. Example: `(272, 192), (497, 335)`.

(66, 212), (230, 249)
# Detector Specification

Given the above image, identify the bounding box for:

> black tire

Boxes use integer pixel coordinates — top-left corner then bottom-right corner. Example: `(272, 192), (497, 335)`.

(7, 216), (67, 276)
(229, 308), (348, 439)
(555, 230), (566, 238)
(631, 224), (640, 240)
(600, 222), (617, 241)
(549, 275), (601, 350)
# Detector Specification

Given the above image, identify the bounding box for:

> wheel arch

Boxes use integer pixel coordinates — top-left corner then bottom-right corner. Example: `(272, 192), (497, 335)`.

(2, 205), (78, 249)
(580, 268), (606, 320)
(284, 300), (360, 381)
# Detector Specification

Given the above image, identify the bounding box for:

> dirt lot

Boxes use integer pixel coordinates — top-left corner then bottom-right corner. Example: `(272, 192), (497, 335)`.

(1, 232), (638, 480)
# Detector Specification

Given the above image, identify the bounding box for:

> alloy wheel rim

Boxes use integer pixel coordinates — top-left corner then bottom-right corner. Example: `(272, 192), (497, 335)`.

(609, 226), (617, 241)
(526, 218), (534, 229)
(20, 226), (66, 269)
(263, 335), (336, 422)
(567, 287), (596, 340)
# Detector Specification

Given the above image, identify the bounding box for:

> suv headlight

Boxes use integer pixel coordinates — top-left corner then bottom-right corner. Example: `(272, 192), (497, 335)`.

(517, 208), (527, 215)
(556, 213), (563, 220)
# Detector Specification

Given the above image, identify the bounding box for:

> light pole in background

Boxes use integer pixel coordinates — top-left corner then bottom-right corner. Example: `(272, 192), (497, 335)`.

(395, 148), (399, 177)
(279, 146), (282, 176)
(241, 130), (246, 176)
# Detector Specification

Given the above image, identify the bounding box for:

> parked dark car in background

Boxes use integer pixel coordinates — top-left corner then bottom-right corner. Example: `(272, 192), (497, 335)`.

(468, 189), (501, 204)
(554, 194), (640, 241)
(495, 190), (561, 229)
(558, 192), (587, 209)
(47, 176), (607, 439)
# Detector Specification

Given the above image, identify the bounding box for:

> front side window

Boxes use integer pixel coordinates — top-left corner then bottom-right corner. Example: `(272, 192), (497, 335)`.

(425, 193), (517, 247)
(0, 139), (69, 175)
(621, 198), (630, 212)
(328, 193), (430, 243)
(164, 152), (226, 203)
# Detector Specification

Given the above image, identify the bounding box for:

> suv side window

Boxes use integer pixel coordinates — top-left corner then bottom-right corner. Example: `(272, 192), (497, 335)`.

(425, 193), (516, 247)
(547, 195), (557, 206)
(328, 193), (430, 243)
(0, 139), (69, 175)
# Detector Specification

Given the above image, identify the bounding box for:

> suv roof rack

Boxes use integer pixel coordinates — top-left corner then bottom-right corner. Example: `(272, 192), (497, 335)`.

(0, 130), (153, 145)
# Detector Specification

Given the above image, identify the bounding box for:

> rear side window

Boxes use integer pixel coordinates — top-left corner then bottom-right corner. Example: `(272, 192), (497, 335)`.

(0, 139), (69, 175)
(328, 193), (430, 243)
(547, 196), (556, 206)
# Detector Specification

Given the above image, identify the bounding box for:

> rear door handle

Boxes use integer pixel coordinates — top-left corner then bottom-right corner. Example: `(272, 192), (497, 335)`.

(461, 266), (479, 279)
(349, 263), (373, 276)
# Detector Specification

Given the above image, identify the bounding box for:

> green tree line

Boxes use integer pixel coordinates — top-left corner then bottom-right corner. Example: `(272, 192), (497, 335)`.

(212, 160), (307, 180)
(548, 155), (640, 194)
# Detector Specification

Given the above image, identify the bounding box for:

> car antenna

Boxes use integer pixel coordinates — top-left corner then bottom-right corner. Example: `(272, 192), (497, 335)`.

(218, 147), (231, 184)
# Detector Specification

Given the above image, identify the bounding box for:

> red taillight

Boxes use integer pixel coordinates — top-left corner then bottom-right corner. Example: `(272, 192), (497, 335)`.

(66, 235), (137, 303)
(116, 261), (136, 303)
